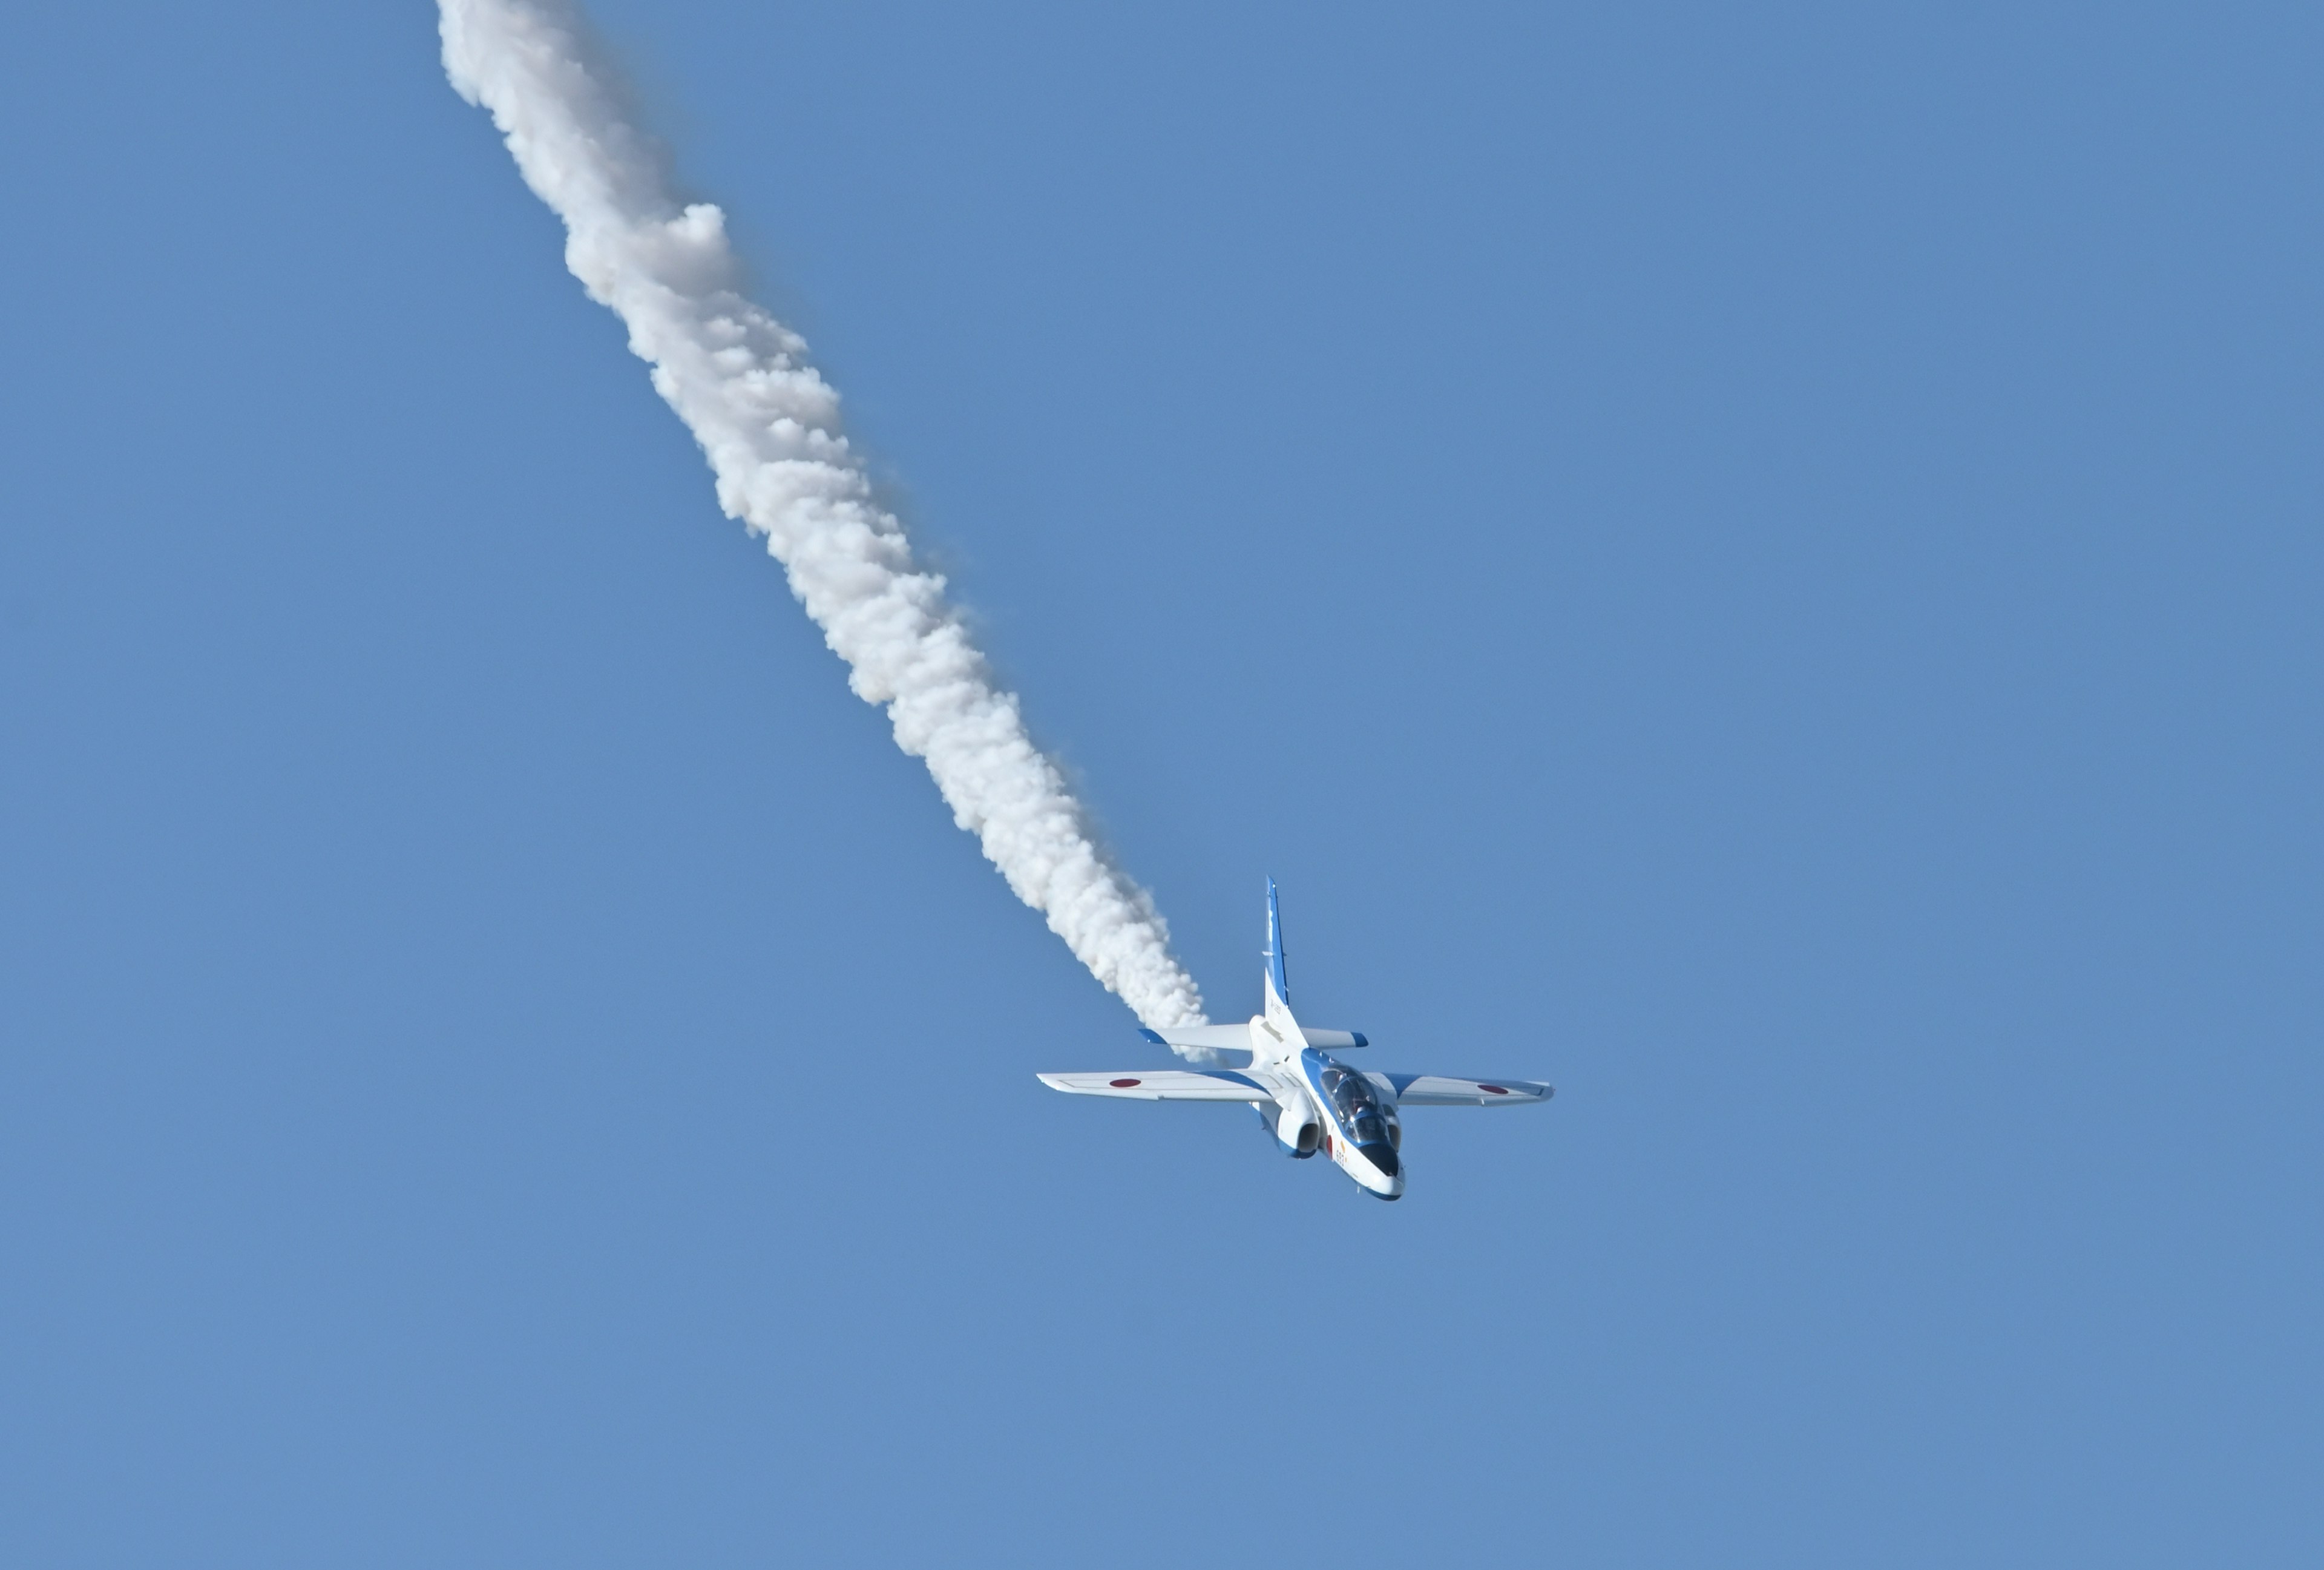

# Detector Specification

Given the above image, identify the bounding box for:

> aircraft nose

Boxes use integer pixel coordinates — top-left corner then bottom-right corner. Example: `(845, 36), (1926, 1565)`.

(1358, 1141), (1403, 1199)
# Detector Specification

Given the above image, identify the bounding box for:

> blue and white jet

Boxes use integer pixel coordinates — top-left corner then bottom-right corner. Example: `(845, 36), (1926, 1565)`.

(1040, 881), (1552, 1200)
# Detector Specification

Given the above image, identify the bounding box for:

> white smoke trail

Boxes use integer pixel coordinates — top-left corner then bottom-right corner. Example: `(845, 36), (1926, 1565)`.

(438, 0), (1205, 1029)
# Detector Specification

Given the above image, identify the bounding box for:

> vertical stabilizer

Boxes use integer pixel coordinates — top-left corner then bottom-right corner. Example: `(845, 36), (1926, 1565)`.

(1263, 877), (1290, 1011)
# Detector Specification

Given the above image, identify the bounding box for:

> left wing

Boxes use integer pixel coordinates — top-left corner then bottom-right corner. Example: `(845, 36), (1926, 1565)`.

(1037, 1070), (1274, 1102)
(1373, 1072), (1554, 1107)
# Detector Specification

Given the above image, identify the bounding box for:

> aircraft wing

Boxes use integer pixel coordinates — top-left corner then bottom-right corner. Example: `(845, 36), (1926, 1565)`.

(1374, 1072), (1554, 1107)
(1037, 1070), (1275, 1102)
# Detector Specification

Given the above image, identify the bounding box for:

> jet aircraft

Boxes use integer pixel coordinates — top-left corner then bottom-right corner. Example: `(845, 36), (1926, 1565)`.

(1039, 881), (1551, 1200)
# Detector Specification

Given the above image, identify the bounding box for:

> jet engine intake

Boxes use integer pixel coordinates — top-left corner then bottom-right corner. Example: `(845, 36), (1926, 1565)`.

(1271, 1101), (1321, 1158)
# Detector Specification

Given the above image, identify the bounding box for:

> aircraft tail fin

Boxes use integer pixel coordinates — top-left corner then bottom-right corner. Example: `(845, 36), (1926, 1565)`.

(1263, 876), (1289, 1011)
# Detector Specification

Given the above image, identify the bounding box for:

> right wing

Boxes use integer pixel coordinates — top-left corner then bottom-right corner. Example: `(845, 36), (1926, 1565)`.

(1037, 1070), (1275, 1102)
(1376, 1073), (1554, 1107)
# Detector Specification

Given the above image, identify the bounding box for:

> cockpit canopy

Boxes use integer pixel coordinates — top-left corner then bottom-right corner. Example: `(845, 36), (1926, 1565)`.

(1318, 1060), (1400, 1148)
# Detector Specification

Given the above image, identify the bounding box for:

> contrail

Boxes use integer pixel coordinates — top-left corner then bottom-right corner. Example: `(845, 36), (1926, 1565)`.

(438, 0), (1206, 1031)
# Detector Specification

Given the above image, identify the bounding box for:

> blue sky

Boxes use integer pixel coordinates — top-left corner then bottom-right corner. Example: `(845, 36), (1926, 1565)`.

(2, 2), (2318, 1564)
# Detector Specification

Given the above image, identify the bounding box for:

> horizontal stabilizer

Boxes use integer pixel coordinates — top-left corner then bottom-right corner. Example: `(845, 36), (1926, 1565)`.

(1140, 1025), (1370, 1053)
(1138, 1025), (1255, 1054)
